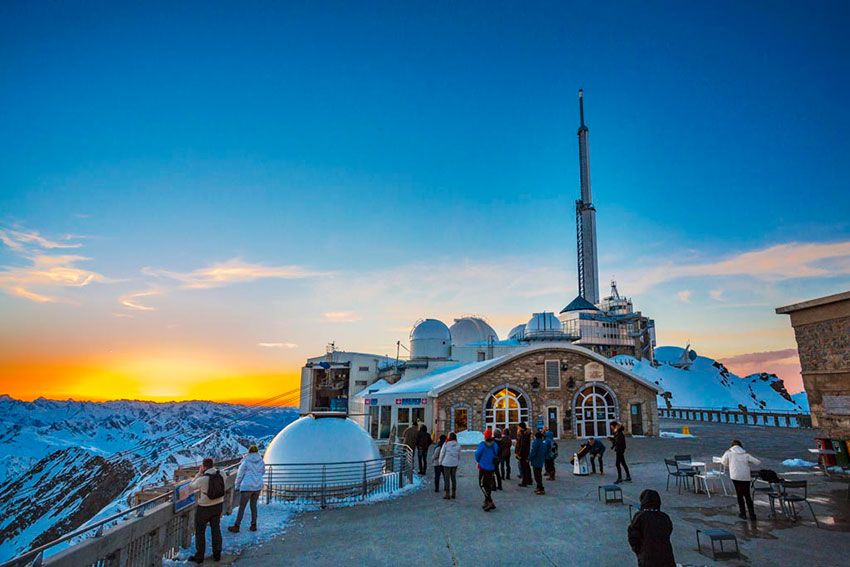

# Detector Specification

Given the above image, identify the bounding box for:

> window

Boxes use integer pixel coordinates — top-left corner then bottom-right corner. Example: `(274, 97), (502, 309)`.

(358, 366), (370, 372)
(379, 405), (391, 439)
(453, 407), (469, 433)
(545, 360), (560, 389)
(573, 384), (618, 438)
(477, 351), (486, 362)
(369, 405), (392, 439)
(355, 380), (367, 387)
(484, 387), (530, 432)
(397, 407), (424, 434)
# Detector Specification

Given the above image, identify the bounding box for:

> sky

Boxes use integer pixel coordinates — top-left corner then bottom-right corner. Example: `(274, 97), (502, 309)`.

(1, 1), (848, 402)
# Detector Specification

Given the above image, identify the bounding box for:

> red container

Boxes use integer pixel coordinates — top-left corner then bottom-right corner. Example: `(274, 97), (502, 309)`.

(815, 438), (837, 467)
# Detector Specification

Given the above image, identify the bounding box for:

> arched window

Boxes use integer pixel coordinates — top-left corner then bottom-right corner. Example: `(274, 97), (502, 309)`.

(484, 386), (530, 432)
(573, 384), (618, 438)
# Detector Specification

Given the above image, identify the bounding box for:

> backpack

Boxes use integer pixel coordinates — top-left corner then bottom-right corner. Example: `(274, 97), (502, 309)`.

(205, 470), (225, 500)
(757, 469), (783, 484)
(548, 441), (559, 460)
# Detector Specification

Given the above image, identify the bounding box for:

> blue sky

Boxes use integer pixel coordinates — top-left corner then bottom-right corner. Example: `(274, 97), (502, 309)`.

(1, 1), (848, 399)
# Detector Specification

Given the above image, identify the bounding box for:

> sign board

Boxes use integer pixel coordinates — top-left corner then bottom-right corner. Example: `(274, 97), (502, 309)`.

(330, 397), (348, 412)
(173, 481), (196, 513)
(584, 362), (605, 382)
(536, 417), (544, 431)
(364, 398), (378, 406)
(395, 398), (427, 405)
(823, 395), (850, 416)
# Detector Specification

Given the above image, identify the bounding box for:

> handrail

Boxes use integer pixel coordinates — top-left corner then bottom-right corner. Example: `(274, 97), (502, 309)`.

(662, 405), (808, 415)
(1, 462), (240, 567)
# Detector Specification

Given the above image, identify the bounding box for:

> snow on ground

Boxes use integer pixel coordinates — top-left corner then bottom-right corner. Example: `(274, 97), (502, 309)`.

(782, 459), (818, 468)
(456, 430), (484, 445)
(165, 475), (423, 563)
(660, 431), (696, 439)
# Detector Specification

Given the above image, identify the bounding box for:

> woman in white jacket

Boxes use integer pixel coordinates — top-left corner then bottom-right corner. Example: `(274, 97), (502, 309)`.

(720, 439), (761, 520)
(439, 432), (461, 500)
(228, 445), (266, 533)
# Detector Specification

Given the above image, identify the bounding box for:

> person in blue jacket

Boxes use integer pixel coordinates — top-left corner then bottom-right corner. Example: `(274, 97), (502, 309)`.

(529, 430), (546, 495)
(474, 429), (500, 511)
(586, 437), (606, 474)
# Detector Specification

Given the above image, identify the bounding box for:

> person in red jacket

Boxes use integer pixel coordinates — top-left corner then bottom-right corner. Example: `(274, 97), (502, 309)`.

(515, 422), (532, 487)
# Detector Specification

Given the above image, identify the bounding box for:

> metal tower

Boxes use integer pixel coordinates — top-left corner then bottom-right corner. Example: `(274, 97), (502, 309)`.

(575, 88), (600, 305)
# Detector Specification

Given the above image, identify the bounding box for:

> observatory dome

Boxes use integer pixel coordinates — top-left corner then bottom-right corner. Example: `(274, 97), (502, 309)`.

(525, 312), (563, 337)
(507, 324), (526, 341)
(410, 318), (451, 359)
(265, 415), (381, 465)
(449, 317), (499, 346)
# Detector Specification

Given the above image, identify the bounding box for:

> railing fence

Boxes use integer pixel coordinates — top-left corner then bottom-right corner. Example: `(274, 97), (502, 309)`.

(659, 406), (812, 428)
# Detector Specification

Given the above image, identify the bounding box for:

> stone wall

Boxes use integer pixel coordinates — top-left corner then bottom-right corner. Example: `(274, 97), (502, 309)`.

(434, 348), (658, 439)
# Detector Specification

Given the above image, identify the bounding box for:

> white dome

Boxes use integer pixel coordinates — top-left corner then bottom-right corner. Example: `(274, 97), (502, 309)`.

(409, 318), (451, 359)
(525, 312), (563, 335)
(507, 324), (526, 340)
(264, 415), (382, 485)
(449, 317), (499, 346)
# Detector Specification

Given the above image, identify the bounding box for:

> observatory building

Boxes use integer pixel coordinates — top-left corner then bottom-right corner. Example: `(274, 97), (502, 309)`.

(299, 91), (660, 440)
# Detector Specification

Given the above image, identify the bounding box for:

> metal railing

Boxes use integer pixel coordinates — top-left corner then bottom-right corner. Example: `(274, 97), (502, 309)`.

(3, 446), (414, 567)
(659, 406), (812, 428)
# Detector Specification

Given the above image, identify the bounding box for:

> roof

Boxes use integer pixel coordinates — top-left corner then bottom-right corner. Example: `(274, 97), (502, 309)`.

(352, 379), (392, 398)
(560, 295), (601, 314)
(776, 290), (850, 314)
(370, 344), (664, 397)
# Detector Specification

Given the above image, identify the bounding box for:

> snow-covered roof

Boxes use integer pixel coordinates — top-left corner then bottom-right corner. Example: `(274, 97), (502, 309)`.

(374, 344), (664, 397)
(353, 379), (392, 398)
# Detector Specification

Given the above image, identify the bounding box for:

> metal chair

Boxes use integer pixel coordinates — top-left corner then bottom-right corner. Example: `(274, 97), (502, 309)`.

(696, 461), (729, 498)
(665, 459), (695, 493)
(675, 454), (697, 474)
(780, 480), (819, 527)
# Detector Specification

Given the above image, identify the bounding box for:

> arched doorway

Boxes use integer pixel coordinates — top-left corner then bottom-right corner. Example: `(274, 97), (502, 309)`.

(483, 386), (530, 433)
(573, 384), (618, 438)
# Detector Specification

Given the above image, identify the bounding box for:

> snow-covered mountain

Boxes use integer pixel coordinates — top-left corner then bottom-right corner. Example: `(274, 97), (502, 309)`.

(613, 346), (809, 413)
(0, 396), (298, 561)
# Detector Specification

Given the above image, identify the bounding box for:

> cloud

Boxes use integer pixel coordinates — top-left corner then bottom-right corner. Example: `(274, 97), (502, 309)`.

(0, 228), (83, 252)
(323, 311), (361, 322)
(676, 290), (692, 303)
(709, 288), (724, 301)
(142, 258), (329, 289)
(257, 342), (298, 349)
(0, 254), (110, 303)
(719, 348), (803, 393)
(10, 286), (54, 303)
(120, 289), (160, 311)
(622, 240), (850, 293)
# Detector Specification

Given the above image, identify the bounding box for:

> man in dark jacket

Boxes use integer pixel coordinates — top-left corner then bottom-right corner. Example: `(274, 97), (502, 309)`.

(627, 489), (676, 567)
(492, 428), (503, 490)
(415, 424), (432, 475)
(515, 422), (532, 487)
(610, 421), (631, 484)
(498, 428), (512, 480)
(587, 437), (605, 474)
(402, 421), (419, 466)
(529, 431), (546, 494)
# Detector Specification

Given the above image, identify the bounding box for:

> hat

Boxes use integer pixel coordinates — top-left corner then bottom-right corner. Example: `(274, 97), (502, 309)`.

(518, 421), (527, 430)
(493, 429), (502, 439)
(483, 429), (493, 441)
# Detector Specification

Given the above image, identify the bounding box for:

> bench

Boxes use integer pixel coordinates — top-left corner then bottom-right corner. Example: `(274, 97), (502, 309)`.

(597, 484), (623, 504)
(696, 528), (739, 560)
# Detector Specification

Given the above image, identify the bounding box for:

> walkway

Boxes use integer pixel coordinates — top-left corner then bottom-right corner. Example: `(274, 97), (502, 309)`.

(237, 420), (850, 566)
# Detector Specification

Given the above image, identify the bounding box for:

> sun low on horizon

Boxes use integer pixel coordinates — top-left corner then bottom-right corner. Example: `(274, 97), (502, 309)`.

(2, 2), (850, 404)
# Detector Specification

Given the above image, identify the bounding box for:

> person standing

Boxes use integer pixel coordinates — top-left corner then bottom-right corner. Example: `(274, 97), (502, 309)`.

(610, 421), (632, 484)
(415, 424), (432, 475)
(530, 431), (546, 494)
(586, 437), (605, 474)
(432, 434), (447, 493)
(189, 458), (225, 563)
(499, 427), (512, 480)
(543, 430), (557, 481)
(515, 422), (532, 487)
(475, 428), (500, 511)
(720, 439), (761, 520)
(492, 428), (504, 490)
(402, 420), (419, 467)
(439, 431), (460, 499)
(228, 445), (265, 533)
(627, 489), (676, 567)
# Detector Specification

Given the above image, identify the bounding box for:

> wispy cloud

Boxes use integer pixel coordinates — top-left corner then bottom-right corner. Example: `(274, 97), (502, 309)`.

(257, 342), (298, 349)
(143, 258), (329, 289)
(676, 290), (692, 303)
(120, 289), (160, 311)
(719, 348), (803, 392)
(323, 311), (361, 322)
(0, 228), (83, 252)
(709, 288), (724, 301)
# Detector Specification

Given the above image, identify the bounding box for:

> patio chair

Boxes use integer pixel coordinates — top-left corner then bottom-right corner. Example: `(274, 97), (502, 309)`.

(780, 480), (819, 527)
(696, 461), (729, 497)
(665, 459), (695, 494)
(675, 454), (697, 474)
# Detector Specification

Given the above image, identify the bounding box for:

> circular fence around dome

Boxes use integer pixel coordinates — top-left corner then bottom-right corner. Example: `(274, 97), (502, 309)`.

(261, 415), (414, 507)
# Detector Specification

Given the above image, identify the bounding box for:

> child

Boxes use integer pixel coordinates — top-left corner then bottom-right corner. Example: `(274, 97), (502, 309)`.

(627, 489), (675, 567)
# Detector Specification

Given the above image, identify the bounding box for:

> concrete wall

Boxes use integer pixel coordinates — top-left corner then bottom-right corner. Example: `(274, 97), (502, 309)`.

(777, 291), (850, 438)
(434, 348), (658, 439)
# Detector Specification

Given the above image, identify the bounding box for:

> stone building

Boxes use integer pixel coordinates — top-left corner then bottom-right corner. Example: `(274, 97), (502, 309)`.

(777, 290), (850, 438)
(352, 344), (661, 440)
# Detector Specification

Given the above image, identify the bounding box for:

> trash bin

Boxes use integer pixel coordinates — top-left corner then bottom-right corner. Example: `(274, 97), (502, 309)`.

(833, 439), (850, 468)
(816, 438), (837, 467)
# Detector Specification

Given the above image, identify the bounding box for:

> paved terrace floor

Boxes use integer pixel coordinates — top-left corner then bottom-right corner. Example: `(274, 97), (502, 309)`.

(236, 420), (850, 566)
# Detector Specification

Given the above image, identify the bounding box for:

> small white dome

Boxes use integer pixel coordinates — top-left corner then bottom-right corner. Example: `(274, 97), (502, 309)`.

(507, 324), (526, 340)
(410, 318), (451, 359)
(525, 312), (563, 337)
(265, 415), (380, 465)
(449, 317), (499, 346)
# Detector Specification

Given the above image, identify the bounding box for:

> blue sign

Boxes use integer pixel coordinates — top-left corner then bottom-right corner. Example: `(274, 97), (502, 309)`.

(173, 481), (196, 513)
(395, 398), (427, 406)
(536, 417), (544, 431)
(330, 397), (348, 412)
